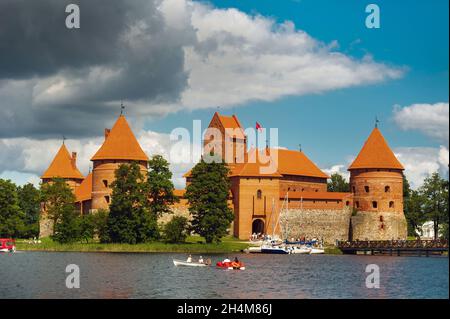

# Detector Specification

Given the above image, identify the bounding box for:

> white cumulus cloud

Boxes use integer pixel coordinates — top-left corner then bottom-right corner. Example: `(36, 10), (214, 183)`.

(393, 102), (449, 145)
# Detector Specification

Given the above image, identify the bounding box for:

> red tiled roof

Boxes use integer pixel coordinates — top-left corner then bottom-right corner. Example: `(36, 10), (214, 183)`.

(41, 144), (84, 180)
(349, 127), (404, 170)
(213, 112), (245, 139)
(274, 149), (329, 178)
(91, 115), (149, 161)
(184, 148), (328, 179)
(75, 173), (92, 202)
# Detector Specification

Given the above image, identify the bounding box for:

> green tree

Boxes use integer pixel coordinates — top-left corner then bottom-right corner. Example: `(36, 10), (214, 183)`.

(79, 210), (110, 243)
(52, 204), (81, 244)
(107, 162), (158, 244)
(327, 173), (350, 192)
(404, 189), (425, 237)
(0, 179), (25, 238)
(17, 183), (41, 238)
(146, 155), (178, 218)
(185, 158), (234, 243)
(40, 178), (76, 236)
(163, 216), (189, 243)
(419, 172), (449, 239)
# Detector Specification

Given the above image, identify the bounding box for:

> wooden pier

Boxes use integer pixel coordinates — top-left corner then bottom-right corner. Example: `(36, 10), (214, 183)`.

(337, 239), (449, 257)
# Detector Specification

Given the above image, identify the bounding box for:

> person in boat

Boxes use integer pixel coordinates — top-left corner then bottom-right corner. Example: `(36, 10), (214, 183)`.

(198, 256), (204, 263)
(231, 257), (240, 269)
(223, 257), (231, 263)
(186, 255), (192, 263)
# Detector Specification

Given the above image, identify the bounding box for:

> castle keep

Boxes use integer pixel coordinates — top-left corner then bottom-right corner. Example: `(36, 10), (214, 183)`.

(40, 112), (407, 242)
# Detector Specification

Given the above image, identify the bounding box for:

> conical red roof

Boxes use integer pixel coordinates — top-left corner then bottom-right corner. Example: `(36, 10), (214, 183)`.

(41, 144), (84, 179)
(349, 127), (404, 170)
(91, 115), (149, 161)
(75, 172), (92, 202)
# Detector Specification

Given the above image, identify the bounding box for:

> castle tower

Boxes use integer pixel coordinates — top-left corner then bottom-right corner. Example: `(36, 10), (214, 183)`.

(40, 143), (84, 237)
(348, 127), (407, 240)
(41, 143), (84, 190)
(204, 112), (247, 164)
(90, 115), (149, 211)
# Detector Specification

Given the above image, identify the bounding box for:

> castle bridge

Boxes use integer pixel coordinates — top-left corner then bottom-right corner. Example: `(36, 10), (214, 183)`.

(337, 239), (449, 257)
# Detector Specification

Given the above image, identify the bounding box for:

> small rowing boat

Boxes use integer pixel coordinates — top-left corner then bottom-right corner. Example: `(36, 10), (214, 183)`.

(173, 259), (209, 267)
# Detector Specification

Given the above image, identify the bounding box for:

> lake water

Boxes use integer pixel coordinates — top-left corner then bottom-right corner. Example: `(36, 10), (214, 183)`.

(1, 251), (448, 299)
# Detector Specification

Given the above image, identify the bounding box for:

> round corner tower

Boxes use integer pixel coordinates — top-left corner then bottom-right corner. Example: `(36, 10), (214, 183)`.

(348, 127), (407, 241)
(90, 115), (149, 211)
(40, 143), (85, 238)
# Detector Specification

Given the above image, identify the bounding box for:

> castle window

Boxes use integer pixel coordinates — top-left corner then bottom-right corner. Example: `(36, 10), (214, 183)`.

(346, 201), (350, 206)
(105, 196), (110, 204)
(385, 186), (391, 193)
(257, 190), (262, 199)
(365, 186), (370, 193)
(355, 201), (360, 208)
(352, 186), (356, 193)
(372, 201), (378, 209)
(103, 180), (108, 188)
(389, 201), (395, 208)
(379, 215), (384, 222)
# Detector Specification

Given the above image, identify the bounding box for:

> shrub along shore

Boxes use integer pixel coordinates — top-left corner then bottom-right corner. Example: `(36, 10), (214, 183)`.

(16, 236), (250, 254)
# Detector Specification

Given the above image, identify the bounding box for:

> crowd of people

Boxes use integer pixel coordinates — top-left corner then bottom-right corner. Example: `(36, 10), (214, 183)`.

(250, 232), (324, 245)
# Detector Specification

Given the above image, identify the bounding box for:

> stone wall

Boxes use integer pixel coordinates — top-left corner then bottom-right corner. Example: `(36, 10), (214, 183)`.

(39, 214), (53, 238)
(280, 208), (352, 245)
(350, 211), (407, 241)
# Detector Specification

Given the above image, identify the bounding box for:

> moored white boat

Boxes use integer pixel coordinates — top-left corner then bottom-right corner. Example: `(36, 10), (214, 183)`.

(290, 246), (311, 254)
(261, 245), (290, 254)
(247, 246), (262, 253)
(309, 248), (325, 254)
(173, 259), (209, 267)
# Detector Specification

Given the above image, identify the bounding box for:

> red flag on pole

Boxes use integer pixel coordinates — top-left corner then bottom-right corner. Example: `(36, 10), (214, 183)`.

(256, 122), (263, 132)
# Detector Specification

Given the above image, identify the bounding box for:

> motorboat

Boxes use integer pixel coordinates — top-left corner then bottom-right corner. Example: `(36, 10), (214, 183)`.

(260, 245), (290, 254)
(309, 247), (325, 254)
(0, 238), (16, 253)
(289, 246), (312, 254)
(173, 259), (209, 267)
(247, 246), (262, 253)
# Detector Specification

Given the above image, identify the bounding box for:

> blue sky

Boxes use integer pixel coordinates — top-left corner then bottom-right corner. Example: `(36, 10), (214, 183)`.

(147, 0), (449, 169)
(0, 0), (448, 189)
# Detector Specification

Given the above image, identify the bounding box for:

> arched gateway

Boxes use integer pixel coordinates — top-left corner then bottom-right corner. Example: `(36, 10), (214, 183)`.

(252, 219), (265, 234)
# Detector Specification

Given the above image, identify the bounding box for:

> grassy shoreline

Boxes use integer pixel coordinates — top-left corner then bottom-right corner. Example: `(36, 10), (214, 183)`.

(16, 236), (344, 254)
(16, 236), (250, 254)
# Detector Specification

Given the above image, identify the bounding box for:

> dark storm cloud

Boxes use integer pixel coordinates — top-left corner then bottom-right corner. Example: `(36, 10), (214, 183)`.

(0, 0), (127, 79)
(0, 0), (193, 138)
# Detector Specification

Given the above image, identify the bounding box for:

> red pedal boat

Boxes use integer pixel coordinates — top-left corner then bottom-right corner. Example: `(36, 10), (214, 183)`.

(216, 260), (246, 270)
(0, 238), (16, 253)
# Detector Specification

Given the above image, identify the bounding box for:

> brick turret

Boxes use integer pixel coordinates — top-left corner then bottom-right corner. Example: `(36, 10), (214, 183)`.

(90, 115), (149, 211)
(348, 127), (407, 240)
